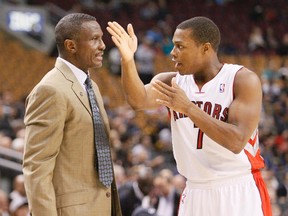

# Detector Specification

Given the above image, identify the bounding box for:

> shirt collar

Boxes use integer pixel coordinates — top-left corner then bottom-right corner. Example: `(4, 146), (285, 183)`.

(58, 57), (88, 88)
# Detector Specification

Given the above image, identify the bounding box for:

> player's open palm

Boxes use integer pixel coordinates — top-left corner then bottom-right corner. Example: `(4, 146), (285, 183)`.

(107, 22), (137, 62)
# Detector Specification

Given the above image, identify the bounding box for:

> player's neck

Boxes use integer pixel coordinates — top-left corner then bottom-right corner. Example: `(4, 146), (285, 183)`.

(194, 62), (224, 86)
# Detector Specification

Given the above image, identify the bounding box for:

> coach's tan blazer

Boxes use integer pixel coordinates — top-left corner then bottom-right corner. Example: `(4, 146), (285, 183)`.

(23, 59), (122, 216)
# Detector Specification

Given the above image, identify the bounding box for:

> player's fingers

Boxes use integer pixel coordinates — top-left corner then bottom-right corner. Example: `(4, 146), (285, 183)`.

(110, 36), (120, 47)
(152, 81), (174, 98)
(107, 27), (122, 43)
(171, 77), (181, 91)
(152, 87), (170, 103)
(155, 98), (169, 107)
(127, 24), (135, 37)
(106, 26), (117, 37)
(111, 21), (129, 37)
(107, 21), (125, 37)
(112, 21), (126, 33)
(154, 80), (176, 93)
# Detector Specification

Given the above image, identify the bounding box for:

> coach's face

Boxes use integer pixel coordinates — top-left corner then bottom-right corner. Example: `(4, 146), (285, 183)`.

(74, 21), (106, 72)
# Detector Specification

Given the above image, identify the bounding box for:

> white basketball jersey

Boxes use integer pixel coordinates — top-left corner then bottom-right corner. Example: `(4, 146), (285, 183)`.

(170, 63), (264, 183)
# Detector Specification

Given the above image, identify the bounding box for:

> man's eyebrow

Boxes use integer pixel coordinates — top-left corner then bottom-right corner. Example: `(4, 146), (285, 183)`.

(173, 40), (184, 44)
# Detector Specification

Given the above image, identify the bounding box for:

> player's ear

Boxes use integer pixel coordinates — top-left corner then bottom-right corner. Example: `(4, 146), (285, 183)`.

(203, 43), (210, 54)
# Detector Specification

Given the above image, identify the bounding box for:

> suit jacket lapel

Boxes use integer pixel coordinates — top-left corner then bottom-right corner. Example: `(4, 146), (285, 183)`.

(54, 59), (111, 136)
(54, 59), (92, 116)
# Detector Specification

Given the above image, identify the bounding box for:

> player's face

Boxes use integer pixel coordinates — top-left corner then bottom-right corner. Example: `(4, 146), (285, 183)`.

(74, 21), (106, 71)
(170, 28), (205, 75)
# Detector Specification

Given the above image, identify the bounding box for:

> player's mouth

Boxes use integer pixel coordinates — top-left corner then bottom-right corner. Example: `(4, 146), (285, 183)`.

(172, 57), (182, 69)
(175, 62), (183, 69)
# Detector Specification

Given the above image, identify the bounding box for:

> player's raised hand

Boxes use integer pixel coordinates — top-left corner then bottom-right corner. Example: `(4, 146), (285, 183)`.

(107, 22), (137, 62)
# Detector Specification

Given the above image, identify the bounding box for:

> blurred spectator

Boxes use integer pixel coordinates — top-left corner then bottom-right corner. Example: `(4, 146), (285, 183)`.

(108, 46), (121, 76)
(131, 134), (165, 171)
(158, 20), (174, 55)
(160, 33), (173, 56)
(0, 132), (12, 149)
(119, 165), (154, 216)
(277, 33), (288, 56)
(262, 58), (279, 78)
(132, 143), (164, 170)
(250, 4), (264, 22)
(109, 0), (133, 19)
(9, 175), (27, 205)
(132, 206), (157, 216)
(113, 163), (127, 188)
(0, 102), (15, 140)
(11, 128), (25, 152)
(276, 181), (288, 215)
(157, 0), (168, 21)
(78, 0), (96, 9)
(135, 36), (156, 84)
(278, 58), (288, 80)
(131, 144), (150, 165)
(248, 26), (266, 53)
(134, 169), (181, 216)
(152, 169), (181, 216)
(139, 1), (159, 21)
(264, 7), (278, 24)
(261, 57), (288, 136)
(146, 26), (163, 45)
(68, 2), (85, 13)
(272, 92), (288, 134)
(279, 172), (288, 215)
(0, 189), (9, 216)
(172, 174), (186, 194)
(9, 198), (29, 216)
(264, 26), (279, 54)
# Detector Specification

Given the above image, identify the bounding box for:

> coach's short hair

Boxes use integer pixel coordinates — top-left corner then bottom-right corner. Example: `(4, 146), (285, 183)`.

(55, 13), (96, 53)
(177, 16), (221, 51)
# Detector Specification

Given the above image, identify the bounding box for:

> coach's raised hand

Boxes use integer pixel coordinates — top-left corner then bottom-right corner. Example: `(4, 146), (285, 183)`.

(107, 22), (137, 62)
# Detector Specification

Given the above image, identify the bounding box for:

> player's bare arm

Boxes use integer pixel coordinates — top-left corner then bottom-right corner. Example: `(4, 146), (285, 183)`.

(153, 67), (262, 154)
(107, 21), (177, 110)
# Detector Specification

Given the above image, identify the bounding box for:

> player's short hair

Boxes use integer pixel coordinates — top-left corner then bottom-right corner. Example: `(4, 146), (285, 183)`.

(55, 13), (96, 53)
(177, 16), (221, 51)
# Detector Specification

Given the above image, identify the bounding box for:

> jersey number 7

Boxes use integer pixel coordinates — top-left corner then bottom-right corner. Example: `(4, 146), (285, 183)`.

(197, 129), (204, 149)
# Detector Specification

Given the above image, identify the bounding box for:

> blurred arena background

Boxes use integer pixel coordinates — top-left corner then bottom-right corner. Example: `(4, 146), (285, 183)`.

(0, 0), (287, 215)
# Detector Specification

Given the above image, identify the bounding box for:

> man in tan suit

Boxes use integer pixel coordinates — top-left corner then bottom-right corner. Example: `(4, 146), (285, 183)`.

(23, 13), (122, 216)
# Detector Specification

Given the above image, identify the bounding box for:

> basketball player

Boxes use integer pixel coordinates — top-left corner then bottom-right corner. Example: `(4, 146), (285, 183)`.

(107, 16), (272, 216)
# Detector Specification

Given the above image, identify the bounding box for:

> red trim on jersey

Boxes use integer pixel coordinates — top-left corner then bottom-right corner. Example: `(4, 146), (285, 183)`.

(244, 149), (272, 216)
(231, 65), (244, 99)
(197, 130), (204, 149)
(244, 149), (264, 173)
(248, 131), (258, 146)
(251, 171), (272, 216)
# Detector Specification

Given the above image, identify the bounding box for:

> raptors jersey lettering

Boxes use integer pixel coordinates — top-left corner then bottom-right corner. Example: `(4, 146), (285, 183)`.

(170, 63), (264, 183)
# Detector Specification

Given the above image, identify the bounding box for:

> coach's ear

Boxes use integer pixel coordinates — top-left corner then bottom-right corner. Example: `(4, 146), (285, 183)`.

(64, 39), (77, 53)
